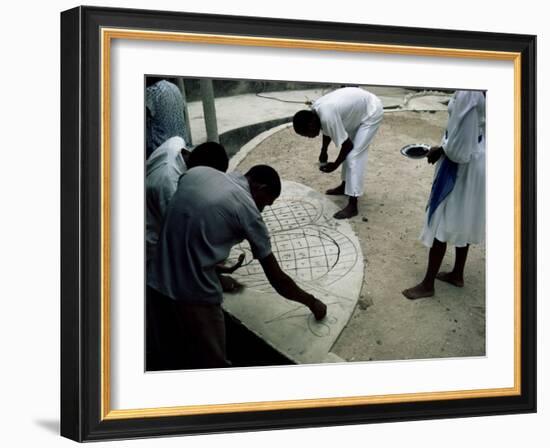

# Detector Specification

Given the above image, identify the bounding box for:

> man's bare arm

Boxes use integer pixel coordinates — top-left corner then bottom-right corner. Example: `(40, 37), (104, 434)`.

(320, 138), (354, 173)
(259, 253), (327, 320)
(319, 134), (332, 164)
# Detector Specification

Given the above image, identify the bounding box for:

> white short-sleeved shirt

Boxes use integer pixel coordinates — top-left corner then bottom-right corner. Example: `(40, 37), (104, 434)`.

(145, 136), (188, 264)
(147, 167), (272, 305)
(312, 87), (383, 146)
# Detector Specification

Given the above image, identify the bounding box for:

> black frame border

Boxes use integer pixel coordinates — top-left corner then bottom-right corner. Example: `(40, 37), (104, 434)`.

(60, 5), (536, 442)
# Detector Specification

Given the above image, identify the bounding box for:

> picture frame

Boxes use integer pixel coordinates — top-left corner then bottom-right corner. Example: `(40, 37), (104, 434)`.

(60, 5), (536, 442)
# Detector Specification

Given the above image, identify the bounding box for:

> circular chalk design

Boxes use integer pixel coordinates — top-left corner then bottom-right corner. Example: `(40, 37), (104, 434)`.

(261, 199), (323, 232)
(227, 199), (358, 291)
(221, 181), (364, 364)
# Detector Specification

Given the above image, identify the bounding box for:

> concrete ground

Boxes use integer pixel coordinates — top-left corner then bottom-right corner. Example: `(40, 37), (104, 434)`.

(186, 86), (448, 145)
(234, 111), (486, 362)
(223, 181), (364, 364)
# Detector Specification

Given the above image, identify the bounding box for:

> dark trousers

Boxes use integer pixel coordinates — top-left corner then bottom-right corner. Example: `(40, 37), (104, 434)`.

(146, 286), (230, 370)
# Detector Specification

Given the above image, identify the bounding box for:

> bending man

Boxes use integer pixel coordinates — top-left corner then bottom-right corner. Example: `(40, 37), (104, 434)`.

(147, 165), (327, 369)
(293, 87), (384, 219)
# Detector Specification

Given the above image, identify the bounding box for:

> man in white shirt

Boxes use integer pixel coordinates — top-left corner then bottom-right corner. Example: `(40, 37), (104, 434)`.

(293, 87), (384, 219)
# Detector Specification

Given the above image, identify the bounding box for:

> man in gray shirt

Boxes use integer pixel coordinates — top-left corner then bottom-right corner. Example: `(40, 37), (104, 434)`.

(148, 165), (327, 369)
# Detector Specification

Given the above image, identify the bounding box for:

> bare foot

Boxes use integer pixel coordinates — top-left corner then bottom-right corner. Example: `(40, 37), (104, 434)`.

(402, 283), (435, 300)
(436, 272), (464, 287)
(333, 204), (358, 219)
(326, 184), (346, 195)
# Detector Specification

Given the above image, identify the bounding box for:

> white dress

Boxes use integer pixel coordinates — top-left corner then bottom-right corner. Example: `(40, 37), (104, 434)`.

(420, 91), (486, 248)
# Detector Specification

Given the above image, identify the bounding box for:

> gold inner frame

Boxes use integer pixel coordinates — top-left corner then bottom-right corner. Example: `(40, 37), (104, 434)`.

(100, 28), (522, 420)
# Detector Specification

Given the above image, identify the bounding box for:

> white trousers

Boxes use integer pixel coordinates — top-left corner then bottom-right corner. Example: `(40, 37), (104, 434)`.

(341, 112), (383, 197)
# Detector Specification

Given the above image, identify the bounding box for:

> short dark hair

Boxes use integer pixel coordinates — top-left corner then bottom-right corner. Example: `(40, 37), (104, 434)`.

(187, 142), (229, 172)
(292, 110), (317, 135)
(245, 165), (282, 198)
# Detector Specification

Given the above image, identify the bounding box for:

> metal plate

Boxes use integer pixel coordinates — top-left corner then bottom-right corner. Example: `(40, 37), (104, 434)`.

(400, 143), (430, 159)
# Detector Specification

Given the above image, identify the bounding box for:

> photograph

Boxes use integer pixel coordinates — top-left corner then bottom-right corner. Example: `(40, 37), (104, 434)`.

(144, 77), (487, 372)
(59, 5), (536, 441)
(2, 0), (547, 446)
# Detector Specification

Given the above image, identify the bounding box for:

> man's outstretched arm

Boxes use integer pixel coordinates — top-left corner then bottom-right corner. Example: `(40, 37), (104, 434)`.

(259, 253), (327, 320)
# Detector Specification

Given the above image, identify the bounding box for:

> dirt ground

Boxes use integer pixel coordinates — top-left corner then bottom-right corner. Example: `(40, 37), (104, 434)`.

(234, 111), (486, 362)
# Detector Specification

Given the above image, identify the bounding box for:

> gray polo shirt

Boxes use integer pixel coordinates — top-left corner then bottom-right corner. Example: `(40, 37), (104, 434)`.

(147, 167), (272, 305)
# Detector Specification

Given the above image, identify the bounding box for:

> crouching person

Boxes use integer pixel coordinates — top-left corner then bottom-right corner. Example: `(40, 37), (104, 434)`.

(147, 165), (327, 369)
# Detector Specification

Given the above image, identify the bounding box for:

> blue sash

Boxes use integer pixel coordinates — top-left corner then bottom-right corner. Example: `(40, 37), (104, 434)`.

(427, 156), (458, 223)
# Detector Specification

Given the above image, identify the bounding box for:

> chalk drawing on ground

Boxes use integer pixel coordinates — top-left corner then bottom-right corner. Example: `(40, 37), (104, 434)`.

(222, 181), (364, 364)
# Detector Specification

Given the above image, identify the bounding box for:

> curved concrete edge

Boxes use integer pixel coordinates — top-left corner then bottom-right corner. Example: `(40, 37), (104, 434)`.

(228, 122), (293, 172)
(222, 180), (364, 365)
(323, 352), (346, 363)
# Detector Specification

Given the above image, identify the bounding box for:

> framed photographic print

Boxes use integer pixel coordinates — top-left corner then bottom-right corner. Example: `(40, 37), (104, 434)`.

(60, 5), (536, 442)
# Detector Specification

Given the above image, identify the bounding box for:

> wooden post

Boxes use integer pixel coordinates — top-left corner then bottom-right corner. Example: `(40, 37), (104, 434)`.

(175, 78), (193, 146)
(200, 79), (219, 143)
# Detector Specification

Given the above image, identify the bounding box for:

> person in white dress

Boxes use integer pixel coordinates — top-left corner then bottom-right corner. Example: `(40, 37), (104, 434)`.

(403, 90), (486, 300)
(293, 87), (384, 219)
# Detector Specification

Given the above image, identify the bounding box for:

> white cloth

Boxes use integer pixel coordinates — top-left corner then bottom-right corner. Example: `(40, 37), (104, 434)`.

(313, 87), (383, 197)
(420, 90), (486, 248)
(145, 136), (188, 264)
